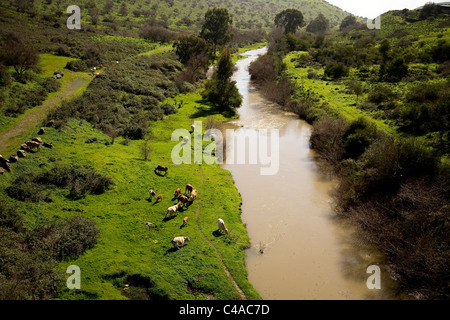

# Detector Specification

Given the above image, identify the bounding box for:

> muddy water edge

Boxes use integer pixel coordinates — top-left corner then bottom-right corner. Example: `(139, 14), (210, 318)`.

(221, 47), (409, 300)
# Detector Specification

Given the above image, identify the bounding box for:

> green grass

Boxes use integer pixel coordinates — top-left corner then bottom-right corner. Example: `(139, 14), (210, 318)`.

(0, 89), (261, 300)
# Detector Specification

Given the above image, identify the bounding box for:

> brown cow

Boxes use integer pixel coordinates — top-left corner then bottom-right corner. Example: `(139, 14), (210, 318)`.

(155, 194), (162, 202)
(155, 165), (168, 175)
(189, 189), (197, 202)
(25, 141), (40, 151)
(183, 216), (188, 226)
(17, 150), (27, 158)
(32, 137), (42, 144)
(174, 188), (181, 198)
(178, 194), (190, 207)
(185, 184), (194, 195)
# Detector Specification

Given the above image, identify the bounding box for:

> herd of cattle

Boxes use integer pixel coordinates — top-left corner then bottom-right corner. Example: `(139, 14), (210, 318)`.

(149, 170), (229, 250)
(0, 121), (54, 175)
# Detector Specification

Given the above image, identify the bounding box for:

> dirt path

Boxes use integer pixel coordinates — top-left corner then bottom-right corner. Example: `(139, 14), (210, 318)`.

(0, 74), (90, 155)
(195, 165), (247, 300)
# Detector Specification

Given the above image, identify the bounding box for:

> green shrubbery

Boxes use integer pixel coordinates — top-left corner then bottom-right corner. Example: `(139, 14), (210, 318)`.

(6, 165), (113, 202)
(0, 198), (99, 299)
(47, 53), (182, 139)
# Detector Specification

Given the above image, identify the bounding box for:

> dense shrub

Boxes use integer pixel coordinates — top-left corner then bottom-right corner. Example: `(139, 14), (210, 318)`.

(324, 62), (349, 79)
(343, 117), (379, 159)
(0, 197), (99, 299)
(6, 165), (113, 202)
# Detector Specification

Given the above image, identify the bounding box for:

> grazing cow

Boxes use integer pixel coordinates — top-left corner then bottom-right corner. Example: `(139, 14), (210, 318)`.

(190, 124), (195, 133)
(174, 188), (181, 198)
(155, 194), (162, 202)
(32, 137), (42, 144)
(38, 127), (45, 135)
(171, 236), (190, 249)
(166, 202), (182, 218)
(0, 156), (11, 172)
(155, 165), (168, 175)
(145, 222), (153, 227)
(17, 150), (26, 158)
(25, 141), (40, 151)
(183, 216), (188, 226)
(178, 194), (189, 207)
(185, 184), (194, 195)
(189, 189), (197, 201)
(9, 155), (18, 163)
(217, 218), (228, 234)
(20, 144), (29, 151)
(43, 142), (53, 149)
(149, 189), (156, 199)
(45, 120), (55, 127)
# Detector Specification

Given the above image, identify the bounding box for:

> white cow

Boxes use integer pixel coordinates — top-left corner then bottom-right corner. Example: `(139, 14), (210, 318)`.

(166, 202), (182, 218)
(190, 124), (195, 132)
(217, 218), (228, 234)
(171, 236), (190, 249)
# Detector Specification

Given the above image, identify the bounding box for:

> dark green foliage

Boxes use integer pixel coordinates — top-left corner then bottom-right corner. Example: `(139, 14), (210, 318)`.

(174, 35), (212, 65)
(419, 2), (442, 20)
(340, 15), (358, 31)
(343, 117), (379, 159)
(202, 49), (242, 112)
(431, 39), (450, 62)
(200, 8), (233, 54)
(65, 60), (88, 72)
(306, 13), (330, 33)
(48, 54), (182, 138)
(0, 197), (99, 299)
(274, 9), (305, 34)
(6, 165), (114, 202)
(32, 215), (100, 260)
(324, 61), (349, 79)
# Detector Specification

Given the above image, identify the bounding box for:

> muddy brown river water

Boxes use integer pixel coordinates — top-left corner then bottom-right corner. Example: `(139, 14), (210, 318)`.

(222, 47), (408, 300)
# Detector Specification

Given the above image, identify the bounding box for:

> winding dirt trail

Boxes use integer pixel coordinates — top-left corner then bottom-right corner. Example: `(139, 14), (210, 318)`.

(194, 165), (247, 300)
(0, 74), (90, 155)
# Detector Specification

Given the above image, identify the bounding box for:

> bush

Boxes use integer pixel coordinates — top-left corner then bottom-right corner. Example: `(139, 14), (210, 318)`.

(33, 215), (99, 260)
(343, 117), (379, 159)
(310, 117), (347, 166)
(324, 62), (349, 80)
(65, 60), (87, 72)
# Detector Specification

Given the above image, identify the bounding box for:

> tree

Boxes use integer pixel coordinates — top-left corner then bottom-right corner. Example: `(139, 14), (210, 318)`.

(339, 15), (358, 31)
(141, 136), (153, 161)
(202, 48), (242, 112)
(0, 33), (39, 81)
(274, 9), (305, 34)
(200, 8), (232, 55)
(306, 13), (329, 33)
(419, 2), (441, 20)
(324, 62), (349, 80)
(174, 35), (212, 65)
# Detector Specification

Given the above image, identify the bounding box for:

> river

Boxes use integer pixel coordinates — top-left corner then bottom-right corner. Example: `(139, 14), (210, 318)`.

(222, 47), (406, 300)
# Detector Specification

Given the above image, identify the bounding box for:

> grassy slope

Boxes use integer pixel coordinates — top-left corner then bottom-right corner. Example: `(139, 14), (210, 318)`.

(30, 0), (351, 32)
(0, 88), (261, 300)
(283, 10), (450, 139)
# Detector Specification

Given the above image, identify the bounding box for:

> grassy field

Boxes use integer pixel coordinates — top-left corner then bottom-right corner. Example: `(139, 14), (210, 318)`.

(0, 87), (261, 300)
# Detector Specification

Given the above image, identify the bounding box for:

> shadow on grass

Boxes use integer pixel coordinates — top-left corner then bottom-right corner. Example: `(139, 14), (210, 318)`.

(189, 98), (238, 119)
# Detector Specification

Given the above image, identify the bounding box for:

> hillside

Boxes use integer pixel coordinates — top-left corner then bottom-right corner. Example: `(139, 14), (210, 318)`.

(1, 0), (351, 35)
